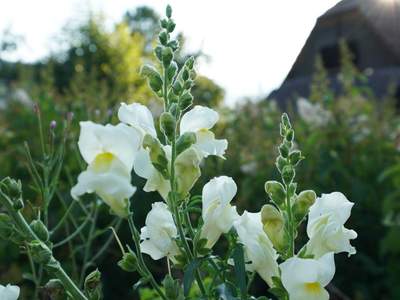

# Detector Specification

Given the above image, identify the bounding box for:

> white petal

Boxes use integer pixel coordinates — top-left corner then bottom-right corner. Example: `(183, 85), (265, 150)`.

(234, 211), (279, 287)
(180, 105), (219, 134)
(201, 204), (239, 248)
(133, 148), (154, 179)
(317, 252), (336, 287)
(71, 156), (135, 217)
(202, 176), (237, 217)
(118, 102), (157, 137)
(194, 130), (228, 158)
(143, 171), (171, 200)
(140, 203), (178, 260)
(308, 192), (354, 233)
(0, 284), (20, 300)
(280, 257), (319, 292)
(77, 121), (141, 170)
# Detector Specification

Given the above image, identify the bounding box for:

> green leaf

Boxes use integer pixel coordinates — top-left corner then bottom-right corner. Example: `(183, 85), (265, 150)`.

(183, 258), (202, 296)
(232, 244), (247, 299)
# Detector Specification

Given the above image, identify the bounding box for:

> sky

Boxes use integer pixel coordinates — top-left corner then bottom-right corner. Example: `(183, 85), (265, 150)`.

(0, 0), (341, 105)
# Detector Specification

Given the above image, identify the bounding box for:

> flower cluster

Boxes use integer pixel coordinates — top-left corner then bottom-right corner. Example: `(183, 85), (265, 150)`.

(0, 5), (358, 300)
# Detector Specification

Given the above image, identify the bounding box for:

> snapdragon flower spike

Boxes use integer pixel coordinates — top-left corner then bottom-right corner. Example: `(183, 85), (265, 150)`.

(71, 121), (141, 217)
(180, 105), (228, 159)
(306, 192), (358, 258)
(140, 202), (179, 261)
(280, 252), (335, 300)
(234, 211), (279, 287)
(0, 284), (20, 300)
(200, 176), (239, 248)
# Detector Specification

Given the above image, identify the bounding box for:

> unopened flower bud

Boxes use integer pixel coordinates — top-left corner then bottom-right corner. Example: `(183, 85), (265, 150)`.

(84, 269), (102, 300)
(185, 56), (195, 69)
(282, 165), (295, 185)
(160, 112), (176, 141)
(173, 80), (183, 94)
(176, 132), (197, 155)
(159, 30), (169, 46)
(154, 46), (163, 61)
(293, 190), (316, 223)
(50, 120), (57, 130)
(166, 5), (172, 18)
(118, 250), (138, 272)
(179, 91), (193, 111)
(163, 275), (183, 300)
(166, 19), (176, 33)
(286, 129), (294, 141)
(169, 103), (180, 118)
(162, 47), (174, 67)
(167, 62), (178, 82)
(29, 240), (52, 265)
(279, 143), (289, 158)
(289, 150), (303, 166)
(281, 113), (292, 129)
(43, 279), (65, 300)
(141, 65), (163, 93)
(264, 181), (286, 206)
(1, 177), (22, 199)
(275, 156), (287, 172)
(182, 69), (189, 81)
(261, 204), (286, 251)
(30, 219), (49, 242)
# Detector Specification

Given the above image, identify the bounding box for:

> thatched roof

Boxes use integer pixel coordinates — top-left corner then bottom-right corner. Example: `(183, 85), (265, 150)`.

(323, 0), (400, 60)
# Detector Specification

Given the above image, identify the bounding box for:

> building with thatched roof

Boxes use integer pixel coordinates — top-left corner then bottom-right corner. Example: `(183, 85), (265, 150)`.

(270, 0), (400, 104)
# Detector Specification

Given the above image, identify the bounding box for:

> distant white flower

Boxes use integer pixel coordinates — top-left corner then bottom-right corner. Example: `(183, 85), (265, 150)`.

(306, 192), (357, 258)
(140, 202), (179, 261)
(180, 105), (228, 158)
(234, 211), (279, 287)
(297, 98), (332, 127)
(71, 121), (141, 217)
(0, 284), (20, 300)
(280, 252), (335, 300)
(200, 176), (239, 248)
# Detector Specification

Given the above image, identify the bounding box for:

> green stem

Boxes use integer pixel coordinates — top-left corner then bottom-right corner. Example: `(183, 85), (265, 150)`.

(285, 184), (295, 257)
(51, 198), (76, 235)
(127, 214), (167, 300)
(79, 202), (99, 287)
(0, 190), (87, 300)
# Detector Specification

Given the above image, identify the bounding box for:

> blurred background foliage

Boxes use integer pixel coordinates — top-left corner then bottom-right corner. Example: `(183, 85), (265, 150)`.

(0, 5), (399, 300)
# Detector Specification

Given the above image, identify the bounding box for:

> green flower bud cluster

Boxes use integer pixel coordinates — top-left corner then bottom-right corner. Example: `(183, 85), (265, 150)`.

(84, 269), (102, 300)
(118, 249), (138, 272)
(262, 114), (315, 258)
(43, 279), (66, 300)
(0, 177), (24, 210)
(163, 274), (184, 300)
(30, 219), (50, 242)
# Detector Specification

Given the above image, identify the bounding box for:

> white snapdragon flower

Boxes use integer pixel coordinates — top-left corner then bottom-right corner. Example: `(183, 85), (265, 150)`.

(0, 284), (20, 300)
(306, 192), (357, 258)
(180, 105), (228, 159)
(118, 102), (170, 198)
(280, 252), (335, 300)
(200, 176), (239, 248)
(71, 121), (141, 217)
(297, 98), (332, 127)
(234, 211), (279, 287)
(140, 202), (179, 261)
